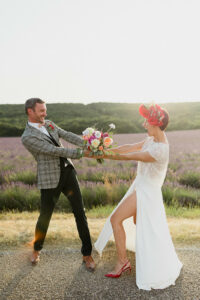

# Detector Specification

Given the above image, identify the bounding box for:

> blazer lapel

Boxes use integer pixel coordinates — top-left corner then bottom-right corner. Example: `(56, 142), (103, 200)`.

(45, 122), (61, 145)
(26, 123), (55, 144)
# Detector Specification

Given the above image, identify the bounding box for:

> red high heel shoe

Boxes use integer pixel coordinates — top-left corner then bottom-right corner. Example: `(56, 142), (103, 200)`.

(105, 260), (131, 278)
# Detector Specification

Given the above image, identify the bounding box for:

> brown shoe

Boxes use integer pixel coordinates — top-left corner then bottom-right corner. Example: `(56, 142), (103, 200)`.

(82, 255), (95, 272)
(31, 250), (40, 265)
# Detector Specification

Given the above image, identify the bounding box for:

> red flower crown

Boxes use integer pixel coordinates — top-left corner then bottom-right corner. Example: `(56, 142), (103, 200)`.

(139, 104), (165, 127)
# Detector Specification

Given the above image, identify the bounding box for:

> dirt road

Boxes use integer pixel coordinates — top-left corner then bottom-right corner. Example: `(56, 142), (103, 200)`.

(0, 246), (199, 300)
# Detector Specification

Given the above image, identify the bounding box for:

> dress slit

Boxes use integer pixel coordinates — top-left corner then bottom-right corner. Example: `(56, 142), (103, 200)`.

(94, 137), (182, 290)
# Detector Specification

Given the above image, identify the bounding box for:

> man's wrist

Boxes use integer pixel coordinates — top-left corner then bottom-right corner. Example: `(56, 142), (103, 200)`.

(77, 148), (84, 158)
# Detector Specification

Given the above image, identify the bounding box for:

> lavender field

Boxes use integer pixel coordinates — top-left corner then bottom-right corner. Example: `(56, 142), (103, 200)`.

(1, 130), (200, 211)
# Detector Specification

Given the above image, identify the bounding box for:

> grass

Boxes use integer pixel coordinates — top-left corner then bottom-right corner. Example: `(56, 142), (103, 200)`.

(0, 206), (200, 250)
(87, 205), (200, 219)
(1, 205), (199, 220)
(165, 206), (200, 218)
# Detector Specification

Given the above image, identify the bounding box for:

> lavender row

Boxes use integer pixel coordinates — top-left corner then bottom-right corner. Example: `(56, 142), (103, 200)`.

(1, 132), (200, 211)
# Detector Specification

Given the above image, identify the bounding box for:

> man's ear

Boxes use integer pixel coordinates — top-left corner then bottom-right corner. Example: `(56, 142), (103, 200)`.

(27, 108), (33, 115)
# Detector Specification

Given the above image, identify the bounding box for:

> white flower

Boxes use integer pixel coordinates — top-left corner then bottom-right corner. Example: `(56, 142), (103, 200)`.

(109, 123), (116, 129)
(91, 139), (100, 148)
(82, 129), (89, 136)
(94, 131), (101, 138)
(82, 127), (94, 137)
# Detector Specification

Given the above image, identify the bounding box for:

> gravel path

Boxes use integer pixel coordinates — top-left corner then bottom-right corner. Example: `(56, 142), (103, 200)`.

(0, 246), (199, 300)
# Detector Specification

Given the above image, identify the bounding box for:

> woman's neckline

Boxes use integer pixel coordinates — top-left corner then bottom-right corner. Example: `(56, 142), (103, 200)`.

(148, 136), (169, 145)
(153, 140), (169, 145)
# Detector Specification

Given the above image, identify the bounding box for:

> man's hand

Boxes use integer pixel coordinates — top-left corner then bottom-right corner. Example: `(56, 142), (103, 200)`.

(83, 150), (91, 157)
(83, 150), (104, 159)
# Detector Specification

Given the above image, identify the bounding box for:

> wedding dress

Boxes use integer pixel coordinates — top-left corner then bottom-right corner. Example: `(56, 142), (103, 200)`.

(94, 136), (182, 290)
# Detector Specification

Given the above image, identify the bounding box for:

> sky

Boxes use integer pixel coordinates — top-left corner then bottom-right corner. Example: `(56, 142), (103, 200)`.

(0, 0), (200, 105)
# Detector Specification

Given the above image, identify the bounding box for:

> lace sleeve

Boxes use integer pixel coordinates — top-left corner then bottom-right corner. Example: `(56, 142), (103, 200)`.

(148, 143), (169, 163)
(142, 136), (153, 149)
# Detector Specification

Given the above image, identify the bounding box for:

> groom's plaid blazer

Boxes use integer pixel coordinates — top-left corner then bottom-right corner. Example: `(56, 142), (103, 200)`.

(21, 120), (84, 189)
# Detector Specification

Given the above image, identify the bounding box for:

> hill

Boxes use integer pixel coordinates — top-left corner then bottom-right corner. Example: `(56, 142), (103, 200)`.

(0, 102), (200, 136)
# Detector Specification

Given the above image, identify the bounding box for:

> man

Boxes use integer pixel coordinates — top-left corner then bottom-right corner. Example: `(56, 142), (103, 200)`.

(21, 98), (95, 271)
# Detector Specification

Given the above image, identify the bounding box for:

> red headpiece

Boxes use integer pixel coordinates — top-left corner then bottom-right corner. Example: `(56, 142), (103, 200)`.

(139, 104), (165, 127)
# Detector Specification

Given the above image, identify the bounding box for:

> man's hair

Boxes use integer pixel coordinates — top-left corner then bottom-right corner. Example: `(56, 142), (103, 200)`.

(25, 98), (45, 115)
(159, 109), (169, 131)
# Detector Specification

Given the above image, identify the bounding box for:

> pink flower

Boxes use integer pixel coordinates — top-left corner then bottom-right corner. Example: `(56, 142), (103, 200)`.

(88, 136), (95, 144)
(103, 137), (113, 148)
(83, 136), (89, 141)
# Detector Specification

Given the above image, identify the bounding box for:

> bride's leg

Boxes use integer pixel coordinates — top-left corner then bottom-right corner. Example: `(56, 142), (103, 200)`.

(109, 191), (137, 273)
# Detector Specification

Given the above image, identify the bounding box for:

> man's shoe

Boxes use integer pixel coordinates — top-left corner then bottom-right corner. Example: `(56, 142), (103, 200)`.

(31, 250), (40, 265)
(82, 255), (95, 272)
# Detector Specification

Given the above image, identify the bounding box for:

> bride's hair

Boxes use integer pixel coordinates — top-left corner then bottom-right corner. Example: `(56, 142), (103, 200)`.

(159, 109), (169, 131)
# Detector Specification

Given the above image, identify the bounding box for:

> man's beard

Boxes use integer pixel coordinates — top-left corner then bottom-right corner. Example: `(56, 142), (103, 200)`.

(37, 117), (45, 124)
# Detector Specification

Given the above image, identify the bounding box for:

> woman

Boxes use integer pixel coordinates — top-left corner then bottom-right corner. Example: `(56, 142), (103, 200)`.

(94, 104), (182, 290)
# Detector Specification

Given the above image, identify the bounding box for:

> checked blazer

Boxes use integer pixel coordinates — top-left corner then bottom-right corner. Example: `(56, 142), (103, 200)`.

(21, 120), (84, 189)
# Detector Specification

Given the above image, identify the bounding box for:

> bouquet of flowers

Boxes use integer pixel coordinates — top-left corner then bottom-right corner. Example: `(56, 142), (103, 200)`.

(82, 123), (116, 163)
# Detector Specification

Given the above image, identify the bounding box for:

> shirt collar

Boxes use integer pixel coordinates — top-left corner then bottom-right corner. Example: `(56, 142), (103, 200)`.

(28, 121), (44, 128)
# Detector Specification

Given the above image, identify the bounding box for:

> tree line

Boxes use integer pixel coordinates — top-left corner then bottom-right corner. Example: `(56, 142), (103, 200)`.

(0, 102), (200, 137)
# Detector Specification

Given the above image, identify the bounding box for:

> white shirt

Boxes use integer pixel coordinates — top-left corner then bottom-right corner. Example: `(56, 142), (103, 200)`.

(28, 122), (50, 137)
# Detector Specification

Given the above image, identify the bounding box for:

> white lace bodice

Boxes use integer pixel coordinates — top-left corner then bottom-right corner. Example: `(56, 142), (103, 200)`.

(136, 136), (169, 187)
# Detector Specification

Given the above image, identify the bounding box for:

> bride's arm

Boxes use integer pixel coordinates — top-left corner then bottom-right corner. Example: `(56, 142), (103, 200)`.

(109, 140), (146, 154)
(103, 151), (156, 163)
